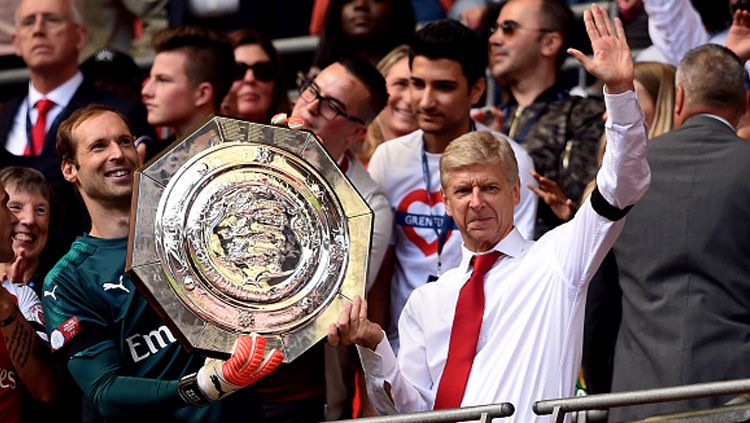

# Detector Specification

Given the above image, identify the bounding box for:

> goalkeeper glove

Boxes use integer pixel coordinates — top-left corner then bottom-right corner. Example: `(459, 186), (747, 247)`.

(178, 333), (284, 406)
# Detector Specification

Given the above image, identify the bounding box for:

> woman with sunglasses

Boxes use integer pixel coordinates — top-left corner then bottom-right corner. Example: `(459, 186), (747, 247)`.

(222, 29), (290, 123)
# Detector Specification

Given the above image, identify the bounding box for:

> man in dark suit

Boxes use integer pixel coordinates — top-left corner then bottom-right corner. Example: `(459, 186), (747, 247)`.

(611, 43), (750, 421)
(0, 0), (152, 250)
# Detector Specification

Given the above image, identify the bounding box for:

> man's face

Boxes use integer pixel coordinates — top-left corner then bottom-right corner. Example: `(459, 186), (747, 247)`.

(12, 0), (86, 71)
(291, 63), (369, 159)
(443, 164), (520, 252)
(409, 56), (483, 136)
(7, 186), (49, 265)
(0, 183), (19, 262)
(489, 0), (547, 83)
(62, 111), (140, 209)
(142, 51), (200, 130)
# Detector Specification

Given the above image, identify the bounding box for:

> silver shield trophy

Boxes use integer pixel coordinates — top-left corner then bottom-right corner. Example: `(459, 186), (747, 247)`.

(126, 116), (372, 362)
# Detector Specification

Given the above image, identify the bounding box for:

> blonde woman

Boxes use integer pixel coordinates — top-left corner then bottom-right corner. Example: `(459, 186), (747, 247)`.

(357, 45), (417, 163)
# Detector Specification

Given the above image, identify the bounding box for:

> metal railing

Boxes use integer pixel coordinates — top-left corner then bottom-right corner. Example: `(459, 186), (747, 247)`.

(534, 378), (750, 423)
(337, 403), (515, 423)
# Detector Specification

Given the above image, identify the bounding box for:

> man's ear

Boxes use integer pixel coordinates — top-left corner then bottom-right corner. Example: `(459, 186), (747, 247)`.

(136, 142), (147, 166)
(674, 84), (685, 125)
(513, 177), (521, 206)
(443, 187), (454, 217)
(344, 124), (367, 147)
(193, 81), (214, 108)
(469, 76), (486, 106)
(75, 26), (88, 53)
(61, 159), (78, 184)
(540, 32), (563, 60)
(11, 32), (20, 57)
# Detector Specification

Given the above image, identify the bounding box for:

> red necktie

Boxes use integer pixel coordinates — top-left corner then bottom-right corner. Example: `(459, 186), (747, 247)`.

(438, 0), (455, 12)
(434, 250), (502, 410)
(26, 98), (55, 156)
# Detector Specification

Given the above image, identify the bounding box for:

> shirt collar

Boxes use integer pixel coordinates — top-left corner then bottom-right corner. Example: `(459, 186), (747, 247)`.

(458, 227), (527, 272)
(695, 113), (735, 131)
(28, 71), (83, 108)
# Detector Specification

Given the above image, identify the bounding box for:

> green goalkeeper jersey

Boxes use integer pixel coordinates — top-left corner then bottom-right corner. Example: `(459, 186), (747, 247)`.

(43, 235), (264, 422)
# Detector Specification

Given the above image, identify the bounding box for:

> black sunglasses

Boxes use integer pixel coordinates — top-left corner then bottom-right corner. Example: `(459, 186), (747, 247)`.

(235, 60), (275, 82)
(490, 20), (556, 36)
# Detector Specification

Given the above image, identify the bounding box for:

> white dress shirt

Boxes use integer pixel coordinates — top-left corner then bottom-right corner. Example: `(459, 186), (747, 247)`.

(358, 89), (650, 422)
(5, 72), (83, 155)
(367, 123), (537, 353)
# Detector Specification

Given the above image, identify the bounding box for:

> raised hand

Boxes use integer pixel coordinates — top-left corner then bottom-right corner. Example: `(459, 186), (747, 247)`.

(528, 170), (577, 222)
(328, 296), (383, 351)
(726, 9), (750, 62)
(568, 3), (634, 94)
(1, 251), (26, 284)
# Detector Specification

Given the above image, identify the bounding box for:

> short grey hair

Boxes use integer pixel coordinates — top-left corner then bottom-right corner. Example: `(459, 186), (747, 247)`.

(440, 131), (519, 188)
(675, 44), (745, 111)
(15, 0), (84, 27)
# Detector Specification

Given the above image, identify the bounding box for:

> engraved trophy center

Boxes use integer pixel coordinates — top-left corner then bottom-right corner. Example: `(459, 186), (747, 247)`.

(156, 143), (345, 334)
(128, 118), (373, 362)
(203, 178), (314, 302)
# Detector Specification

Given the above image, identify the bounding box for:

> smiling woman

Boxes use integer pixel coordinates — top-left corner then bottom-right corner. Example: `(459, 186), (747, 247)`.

(0, 167), (52, 293)
(358, 45), (418, 163)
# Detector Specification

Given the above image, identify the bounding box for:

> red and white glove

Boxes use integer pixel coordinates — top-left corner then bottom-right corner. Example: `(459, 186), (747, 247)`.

(178, 334), (284, 406)
(271, 113), (305, 130)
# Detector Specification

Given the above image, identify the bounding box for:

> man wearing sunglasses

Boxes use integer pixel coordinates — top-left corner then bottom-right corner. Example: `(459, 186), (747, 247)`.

(487, 0), (606, 238)
(255, 57), (394, 422)
(141, 25), (236, 155)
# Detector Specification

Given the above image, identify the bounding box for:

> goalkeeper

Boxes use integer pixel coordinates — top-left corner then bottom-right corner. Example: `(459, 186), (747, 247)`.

(42, 104), (283, 421)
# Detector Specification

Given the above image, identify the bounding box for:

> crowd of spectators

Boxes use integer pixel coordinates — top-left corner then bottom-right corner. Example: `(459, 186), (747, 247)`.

(0, 0), (749, 422)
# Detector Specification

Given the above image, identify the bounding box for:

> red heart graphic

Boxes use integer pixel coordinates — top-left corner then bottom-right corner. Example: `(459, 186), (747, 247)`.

(397, 189), (453, 256)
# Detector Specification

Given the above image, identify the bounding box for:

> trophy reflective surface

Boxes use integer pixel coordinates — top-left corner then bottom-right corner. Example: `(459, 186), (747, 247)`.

(126, 116), (373, 362)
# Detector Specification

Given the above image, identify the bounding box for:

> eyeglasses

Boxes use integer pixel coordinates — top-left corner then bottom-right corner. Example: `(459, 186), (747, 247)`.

(490, 20), (556, 37)
(235, 60), (275, 82)
(18, 13), (71, 31)
(297, 74), (366, 125)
